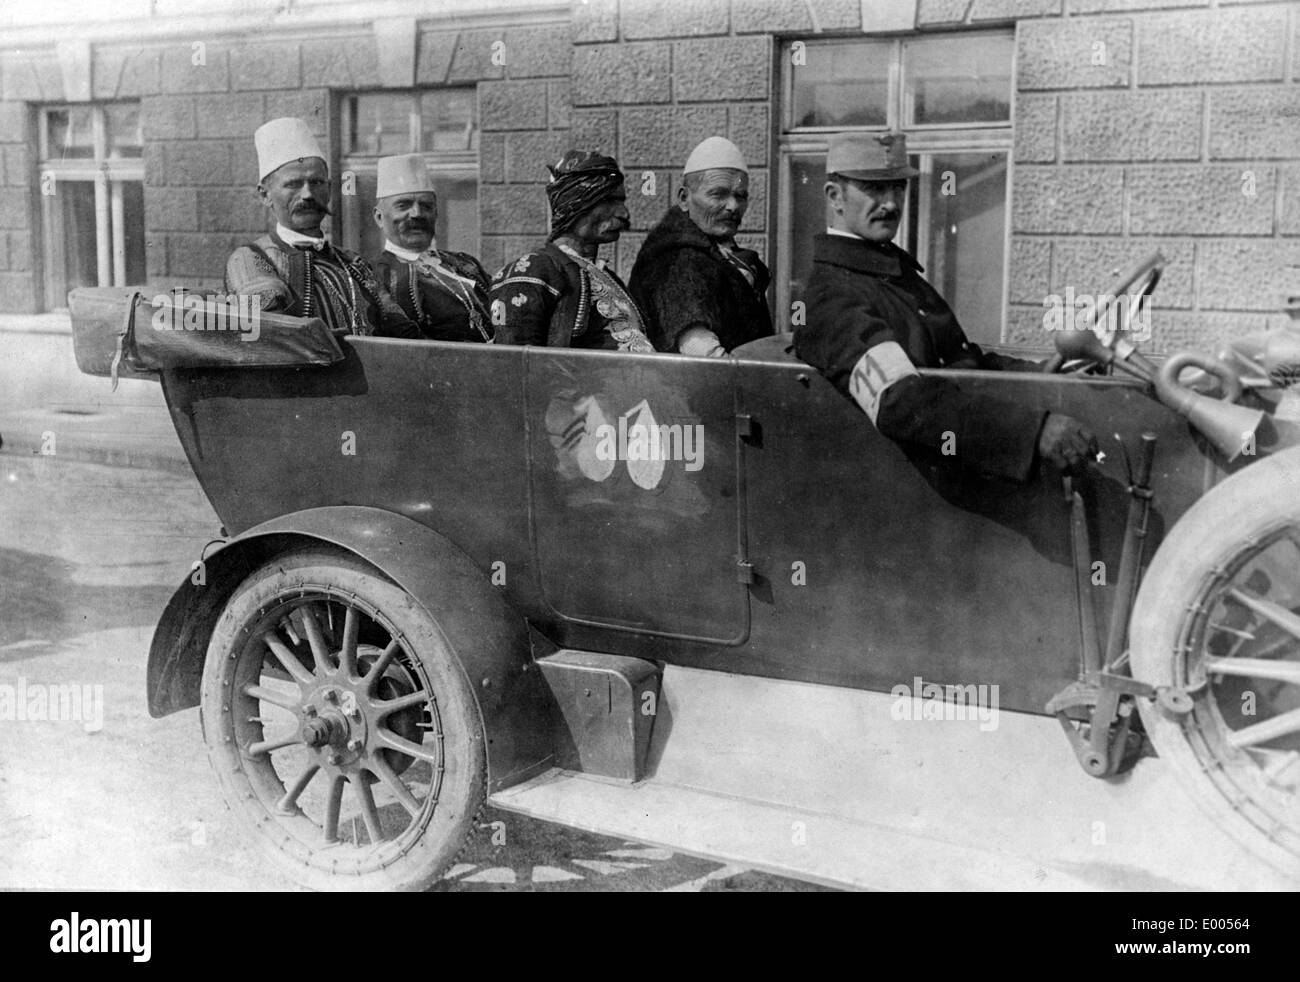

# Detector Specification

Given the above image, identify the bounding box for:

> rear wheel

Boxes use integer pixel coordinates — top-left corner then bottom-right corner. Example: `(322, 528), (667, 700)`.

(1130, 450), (1300, 880)
(200, 549), (485, 891)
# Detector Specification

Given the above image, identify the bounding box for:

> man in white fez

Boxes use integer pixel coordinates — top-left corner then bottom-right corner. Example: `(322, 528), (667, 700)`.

(794, 131), (1097, 483)
(628, 136), (773, 356)
(225, 117), (417, 338)
(369, 153), (491, 343)
(491, 149), (653, 351)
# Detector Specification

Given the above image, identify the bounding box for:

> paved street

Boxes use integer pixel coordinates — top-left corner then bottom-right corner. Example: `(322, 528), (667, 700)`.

(0, 452), (825, 892)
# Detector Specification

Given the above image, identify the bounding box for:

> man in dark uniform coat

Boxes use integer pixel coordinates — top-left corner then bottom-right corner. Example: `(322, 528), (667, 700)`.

(794, 132), (1097, 483)
(490, 150), (654, 353)
(369, 153), (492, 343)
(628, 136), (773, 356)
(225, 117), (418, 339)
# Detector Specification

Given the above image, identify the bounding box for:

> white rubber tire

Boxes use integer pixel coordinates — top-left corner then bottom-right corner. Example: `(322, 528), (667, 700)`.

(1129, 448), (1300, 882)
(201, 549), (485, 891)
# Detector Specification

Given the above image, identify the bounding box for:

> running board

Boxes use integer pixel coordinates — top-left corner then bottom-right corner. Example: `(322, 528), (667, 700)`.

(492, 768), (1105, 890)
(490, 664), (1293, 891)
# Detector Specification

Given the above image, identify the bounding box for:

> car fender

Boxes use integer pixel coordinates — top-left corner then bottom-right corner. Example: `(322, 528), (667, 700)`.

(148, 505), (554, 791)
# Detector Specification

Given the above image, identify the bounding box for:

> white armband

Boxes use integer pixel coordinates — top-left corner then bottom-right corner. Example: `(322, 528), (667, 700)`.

(848, 341), (919, 424)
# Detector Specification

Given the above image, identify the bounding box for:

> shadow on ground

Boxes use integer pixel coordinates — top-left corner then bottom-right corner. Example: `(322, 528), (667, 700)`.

(0, 546), (176, 654)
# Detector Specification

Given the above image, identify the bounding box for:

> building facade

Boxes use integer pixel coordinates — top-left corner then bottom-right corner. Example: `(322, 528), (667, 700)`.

(0, 0), (1296, 354)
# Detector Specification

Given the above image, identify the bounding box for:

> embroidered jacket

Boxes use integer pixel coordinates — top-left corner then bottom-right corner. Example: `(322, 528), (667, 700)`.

(225, 231), (419, 338)
(489, 241), (651, 351)
(370, 247), (492, 343)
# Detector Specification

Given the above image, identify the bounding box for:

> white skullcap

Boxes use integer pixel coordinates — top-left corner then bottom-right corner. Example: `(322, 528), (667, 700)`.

(255, 117), (325, 181)
(683, 136), (747, 175)
(376, 153), (435, 199)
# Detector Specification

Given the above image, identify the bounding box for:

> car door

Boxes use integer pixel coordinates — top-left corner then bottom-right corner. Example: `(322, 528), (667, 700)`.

(524, 348), (749, 644)
(732, 351), (1209, 714)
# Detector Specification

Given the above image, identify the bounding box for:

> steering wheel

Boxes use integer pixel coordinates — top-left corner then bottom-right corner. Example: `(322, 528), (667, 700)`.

(1043, 251), (1165, 375)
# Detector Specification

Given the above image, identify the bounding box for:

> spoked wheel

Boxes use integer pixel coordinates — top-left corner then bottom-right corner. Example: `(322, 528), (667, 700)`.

(1130, 449), (1300, 880)
(201, 549), (485, 891)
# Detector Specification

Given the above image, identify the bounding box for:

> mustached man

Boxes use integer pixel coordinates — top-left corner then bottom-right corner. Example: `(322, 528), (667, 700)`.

(225, 117), (418, 338)
(794, 132), (1097, 481)
(369, 152), (492, 343)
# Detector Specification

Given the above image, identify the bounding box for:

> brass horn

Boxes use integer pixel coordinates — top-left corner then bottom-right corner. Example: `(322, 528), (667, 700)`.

(1155, 352), (1265, 461)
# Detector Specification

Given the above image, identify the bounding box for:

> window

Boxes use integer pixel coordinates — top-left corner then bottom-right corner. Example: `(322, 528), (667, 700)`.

(778, 33), (1014, 345)
(338, 89), (479, 262)
(38, 102), (145, 309)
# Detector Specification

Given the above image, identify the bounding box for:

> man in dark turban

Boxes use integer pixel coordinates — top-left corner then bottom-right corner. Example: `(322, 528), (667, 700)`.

(490, 150), (653, 351)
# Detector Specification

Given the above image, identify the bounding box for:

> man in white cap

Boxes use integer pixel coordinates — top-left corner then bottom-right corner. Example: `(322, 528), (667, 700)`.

(628, 136), (772, 356)
(225, 117), (417, 338)
(369, 153), (491, 343)
(794, 131), (1097, 482)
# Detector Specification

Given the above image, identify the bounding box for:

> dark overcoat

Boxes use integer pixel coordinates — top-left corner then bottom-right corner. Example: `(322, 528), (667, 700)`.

(794, 233), (1045, 482)
(628, 207), (773, 353)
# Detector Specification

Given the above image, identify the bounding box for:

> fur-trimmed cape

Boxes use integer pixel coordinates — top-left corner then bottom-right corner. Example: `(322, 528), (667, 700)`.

(628, 207), (773, 353)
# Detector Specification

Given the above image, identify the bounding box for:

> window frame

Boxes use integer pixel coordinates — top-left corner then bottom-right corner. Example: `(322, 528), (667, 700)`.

(336, 87), (481, 259)
(776, 31), (1015, 346)
(37, 102), (145, 307)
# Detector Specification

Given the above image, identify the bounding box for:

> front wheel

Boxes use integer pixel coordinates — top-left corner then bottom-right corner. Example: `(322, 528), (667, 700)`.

(201, 549), (485, 891)
(1130, 450), (1300, 880)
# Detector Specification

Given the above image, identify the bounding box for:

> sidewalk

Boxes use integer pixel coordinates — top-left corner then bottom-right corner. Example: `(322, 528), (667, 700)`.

(0, 311), (189, 475)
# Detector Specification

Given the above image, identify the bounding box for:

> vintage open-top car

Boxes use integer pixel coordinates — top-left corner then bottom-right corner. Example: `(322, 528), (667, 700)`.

(70, 252), (1300, 890)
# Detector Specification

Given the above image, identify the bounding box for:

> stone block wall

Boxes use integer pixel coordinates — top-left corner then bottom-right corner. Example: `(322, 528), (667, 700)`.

(473, 20), (575, 275)
(0, 50), (55, 313)
(0, 98), (36, 313)
(965, 0), (1300, 353)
